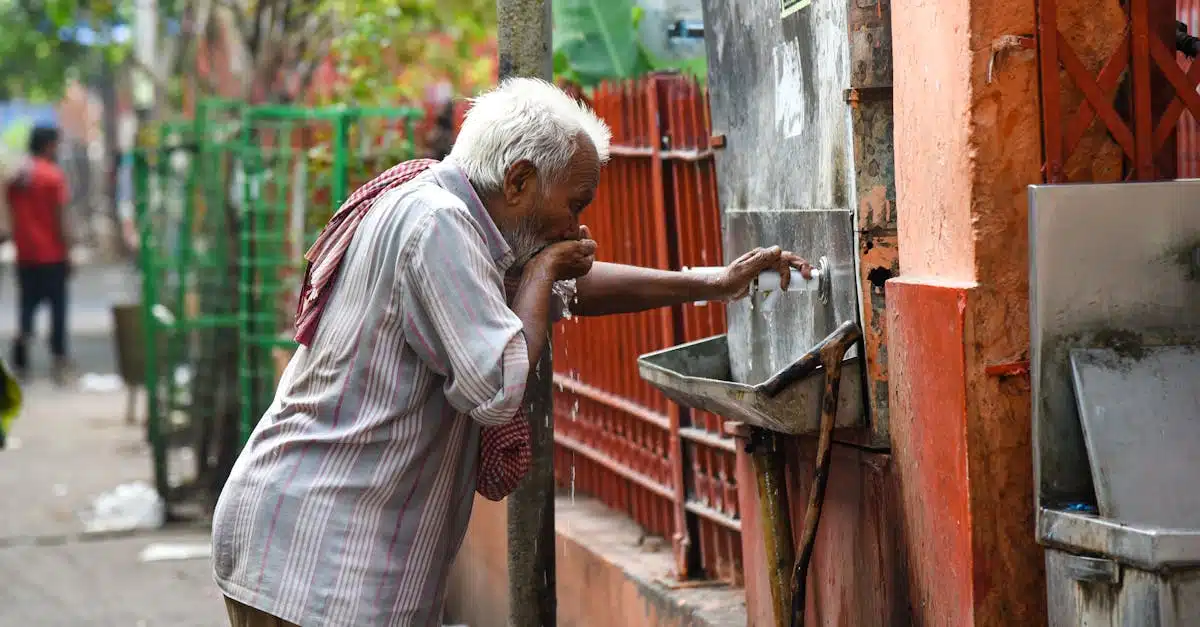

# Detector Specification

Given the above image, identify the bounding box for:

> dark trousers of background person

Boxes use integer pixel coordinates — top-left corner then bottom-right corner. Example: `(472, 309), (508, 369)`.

(11, 261), (68, 375)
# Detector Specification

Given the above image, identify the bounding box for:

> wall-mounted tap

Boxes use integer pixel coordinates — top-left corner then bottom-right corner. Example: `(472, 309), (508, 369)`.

(683, 256), (830, 311)
(667, 20), (704, 40)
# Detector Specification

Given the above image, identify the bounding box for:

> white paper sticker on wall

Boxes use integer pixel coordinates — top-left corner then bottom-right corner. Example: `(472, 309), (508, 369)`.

(772, 41), (807, 139)
(781, 0), (812, 18)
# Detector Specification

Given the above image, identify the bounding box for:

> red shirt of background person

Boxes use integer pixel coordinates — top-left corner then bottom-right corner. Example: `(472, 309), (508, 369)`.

(6, 150), (69, 265)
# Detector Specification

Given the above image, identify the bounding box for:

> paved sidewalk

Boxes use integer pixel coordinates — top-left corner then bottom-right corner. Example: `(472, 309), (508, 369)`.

(0, 384), (151, 541)
(0, 531), (227, 627)
(0, 382), (226, 625)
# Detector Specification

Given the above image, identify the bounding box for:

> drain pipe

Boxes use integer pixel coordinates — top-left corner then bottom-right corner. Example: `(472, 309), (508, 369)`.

(746, 428), (796, 627)
(494, 2), (557, 626)
(750, 320), (862, 627)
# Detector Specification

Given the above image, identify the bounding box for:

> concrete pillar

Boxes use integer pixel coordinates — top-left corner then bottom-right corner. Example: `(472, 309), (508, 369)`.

(887, 0), (1131, 625)
(493, 3), (556, 625)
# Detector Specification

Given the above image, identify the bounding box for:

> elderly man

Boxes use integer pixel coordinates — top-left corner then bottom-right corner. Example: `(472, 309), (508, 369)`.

(212, 78), (810, 627)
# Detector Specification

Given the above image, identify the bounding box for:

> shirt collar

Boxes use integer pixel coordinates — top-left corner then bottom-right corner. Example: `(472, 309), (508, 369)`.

(428, 161), (515, 270)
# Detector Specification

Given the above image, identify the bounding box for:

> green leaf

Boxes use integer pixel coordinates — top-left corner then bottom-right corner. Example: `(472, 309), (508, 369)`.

(640, 45), (709, 83)
(105, 44), (129, 66)
(552, 0), (649, 86)
(45, 0), (73, 27)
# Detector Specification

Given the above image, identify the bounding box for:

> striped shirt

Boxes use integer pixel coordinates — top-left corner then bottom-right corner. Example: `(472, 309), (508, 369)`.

(212, 162), (563, 626)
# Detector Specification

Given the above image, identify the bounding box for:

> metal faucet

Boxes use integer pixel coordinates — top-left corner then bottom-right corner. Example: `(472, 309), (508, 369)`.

(683, 256), (830, 310)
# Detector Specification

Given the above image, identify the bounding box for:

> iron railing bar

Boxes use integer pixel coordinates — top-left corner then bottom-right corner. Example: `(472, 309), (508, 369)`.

(684, 499), (742, 532)
(554, 433), (675, 500)
(608, 145), (715, 162)
(552, 374), (671, 431)
(679, 426), (737, 453)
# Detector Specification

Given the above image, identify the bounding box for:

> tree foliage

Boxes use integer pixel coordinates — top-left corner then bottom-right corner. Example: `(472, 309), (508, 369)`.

(0, 0), (107, 101)
(324, 0), (497, 104)
(552, 0), (706, 87)
(29, 0), (498, 110)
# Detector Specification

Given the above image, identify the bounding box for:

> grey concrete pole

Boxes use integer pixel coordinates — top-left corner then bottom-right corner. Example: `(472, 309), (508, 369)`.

(494, 2), (555, 625)
(496, 0), (554, 81)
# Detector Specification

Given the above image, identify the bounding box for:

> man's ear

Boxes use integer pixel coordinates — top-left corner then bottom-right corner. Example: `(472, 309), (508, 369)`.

(503, 160), (539, 204)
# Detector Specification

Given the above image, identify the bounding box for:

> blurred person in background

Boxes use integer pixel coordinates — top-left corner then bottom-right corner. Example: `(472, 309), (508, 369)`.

(5, 125), (73, 385)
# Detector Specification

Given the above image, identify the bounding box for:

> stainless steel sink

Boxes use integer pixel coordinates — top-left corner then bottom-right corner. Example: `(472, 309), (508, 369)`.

(637, 334), (865, 435)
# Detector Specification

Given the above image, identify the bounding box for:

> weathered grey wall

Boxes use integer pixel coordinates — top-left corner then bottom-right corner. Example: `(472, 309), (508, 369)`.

(700, 0), (857, 386)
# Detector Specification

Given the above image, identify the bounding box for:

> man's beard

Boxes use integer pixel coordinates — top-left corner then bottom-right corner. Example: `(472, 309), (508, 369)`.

(501, 214), (549, 270)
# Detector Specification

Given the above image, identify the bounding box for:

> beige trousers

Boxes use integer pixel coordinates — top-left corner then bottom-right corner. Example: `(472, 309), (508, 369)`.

(224, 596), (301, 627)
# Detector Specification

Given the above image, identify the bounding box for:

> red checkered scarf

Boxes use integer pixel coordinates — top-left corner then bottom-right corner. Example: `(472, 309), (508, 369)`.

(296, 159), (531, 502)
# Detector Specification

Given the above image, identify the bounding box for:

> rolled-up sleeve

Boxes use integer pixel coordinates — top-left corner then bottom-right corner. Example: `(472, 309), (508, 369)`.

(402, 208), (530, 426)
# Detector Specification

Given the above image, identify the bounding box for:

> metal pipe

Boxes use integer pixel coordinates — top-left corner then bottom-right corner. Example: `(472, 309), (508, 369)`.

(494, 1), (555, 625)
(748, 428), (796, 627)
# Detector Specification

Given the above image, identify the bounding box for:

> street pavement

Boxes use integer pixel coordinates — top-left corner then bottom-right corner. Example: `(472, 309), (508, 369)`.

(0, 261), (227, 626)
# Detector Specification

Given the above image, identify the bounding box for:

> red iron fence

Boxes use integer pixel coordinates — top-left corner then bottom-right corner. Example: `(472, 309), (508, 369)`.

(1038, 0), (1200, 181)
(1179, 0), (1200, 177)
(549, 74), (743, 583)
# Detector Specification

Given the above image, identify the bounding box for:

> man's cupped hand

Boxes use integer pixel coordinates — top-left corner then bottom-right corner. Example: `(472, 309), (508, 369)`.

(530, 225), (597, 281)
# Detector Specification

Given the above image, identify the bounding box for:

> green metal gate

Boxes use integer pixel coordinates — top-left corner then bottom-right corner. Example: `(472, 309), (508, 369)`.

(136, 101), (424, 499)
(236, 105), (423, 443)
(135, 99), (245, 504)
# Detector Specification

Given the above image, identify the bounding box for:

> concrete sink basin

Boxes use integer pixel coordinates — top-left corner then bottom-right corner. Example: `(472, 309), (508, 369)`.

(636, 334), (865, 435)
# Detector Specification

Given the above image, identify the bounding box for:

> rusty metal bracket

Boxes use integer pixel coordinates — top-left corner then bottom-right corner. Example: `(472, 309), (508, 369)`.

(843, 86), (893, 105)
(789, 320), (862, 627)
(744, 320), (863, 627)
(987, 34), (1036, 84)
(985, 360), (1031, 378)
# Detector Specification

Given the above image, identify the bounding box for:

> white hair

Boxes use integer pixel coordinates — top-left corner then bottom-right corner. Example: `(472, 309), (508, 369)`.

(448, 77), (612, 195)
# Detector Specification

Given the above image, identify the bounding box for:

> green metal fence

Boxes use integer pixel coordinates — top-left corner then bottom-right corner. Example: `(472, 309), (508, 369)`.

(187, 99), (246, 502)
(135, 100), (248, 505)
(232, 105), (423, 443)
(135, 116), (203, 502)
(136, 99), (424, 497)
(136, 100), (423, 502)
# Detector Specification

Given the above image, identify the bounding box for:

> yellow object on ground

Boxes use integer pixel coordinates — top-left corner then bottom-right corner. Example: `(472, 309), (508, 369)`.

(0, 360), (23, 447)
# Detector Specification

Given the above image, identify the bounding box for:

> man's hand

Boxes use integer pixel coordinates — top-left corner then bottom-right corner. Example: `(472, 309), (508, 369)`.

(529, 226), (597, 281)
(715, 246), (813, 301)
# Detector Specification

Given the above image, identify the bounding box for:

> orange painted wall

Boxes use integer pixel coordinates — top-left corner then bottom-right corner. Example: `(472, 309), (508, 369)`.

(887, 279), (976, 625)
(892, 0), (975, 280)
(890, 0), (1130, 624)
(445, 497), (747, 627)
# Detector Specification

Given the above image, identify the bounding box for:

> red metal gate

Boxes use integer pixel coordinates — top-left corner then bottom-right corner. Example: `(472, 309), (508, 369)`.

(1179, 0), (1200, 176)
(1038, 0), (1200, 181)
(551, 74), (743, 582)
